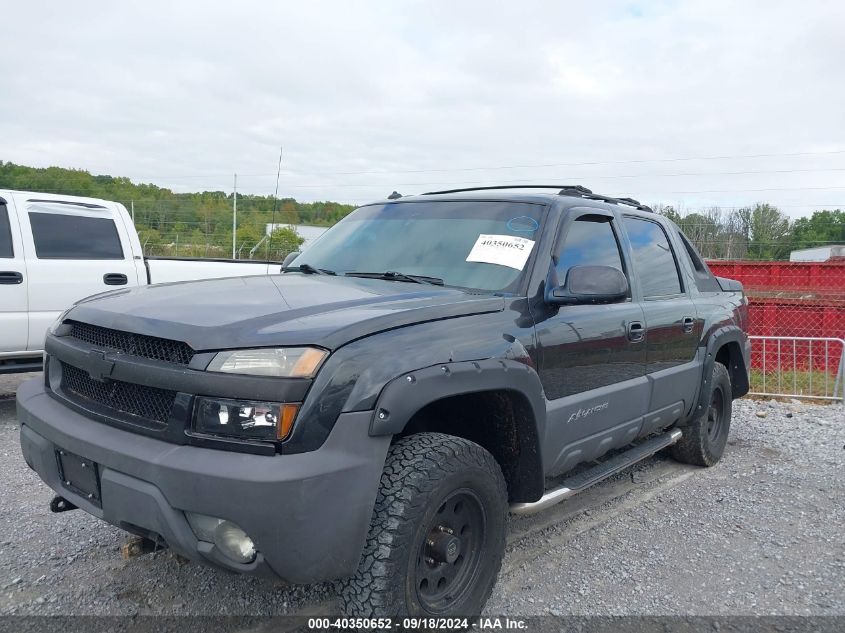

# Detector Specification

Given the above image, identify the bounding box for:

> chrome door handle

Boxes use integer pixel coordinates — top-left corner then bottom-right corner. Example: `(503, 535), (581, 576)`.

(682, 316), (695, 333)
(627, 321), (645, 342)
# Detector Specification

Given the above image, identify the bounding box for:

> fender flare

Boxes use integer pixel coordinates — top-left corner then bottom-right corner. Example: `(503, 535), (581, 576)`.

(369, 358), (547, 501)
(690, 326), (750, 420)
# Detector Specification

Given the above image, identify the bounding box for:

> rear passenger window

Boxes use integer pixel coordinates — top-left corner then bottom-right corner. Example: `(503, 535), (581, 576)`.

(0, 205), (12, 258)
(555, 216), (625, 282)
(678, 230), (722, 292)
(29, 212), (123, 260)
(623, 217), (683, 297)
(678, 231), (706, 273)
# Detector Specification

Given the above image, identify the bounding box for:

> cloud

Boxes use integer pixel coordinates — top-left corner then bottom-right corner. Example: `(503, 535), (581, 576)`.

(0, 0), (843, 217)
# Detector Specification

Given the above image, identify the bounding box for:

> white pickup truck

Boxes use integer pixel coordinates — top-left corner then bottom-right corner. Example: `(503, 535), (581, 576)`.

(0, 190), (279, 373)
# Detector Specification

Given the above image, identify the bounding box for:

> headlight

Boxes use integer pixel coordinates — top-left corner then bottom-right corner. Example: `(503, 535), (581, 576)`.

(193, 396), (299, 441)
(207, 347), (327, 378)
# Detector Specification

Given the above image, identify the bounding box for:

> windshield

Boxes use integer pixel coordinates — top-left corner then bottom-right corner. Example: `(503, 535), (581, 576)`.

(291, 200), (546, 292)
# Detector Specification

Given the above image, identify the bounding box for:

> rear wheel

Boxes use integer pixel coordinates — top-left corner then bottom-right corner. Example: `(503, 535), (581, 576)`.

(672, 362), (732, 466)
(338, 432), (508, 617)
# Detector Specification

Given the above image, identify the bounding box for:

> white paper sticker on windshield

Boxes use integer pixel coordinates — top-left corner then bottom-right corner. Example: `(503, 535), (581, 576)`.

(466, 234), (536, 270)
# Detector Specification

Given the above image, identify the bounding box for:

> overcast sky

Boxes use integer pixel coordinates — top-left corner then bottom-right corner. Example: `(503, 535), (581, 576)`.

(1, 1), (843, 217)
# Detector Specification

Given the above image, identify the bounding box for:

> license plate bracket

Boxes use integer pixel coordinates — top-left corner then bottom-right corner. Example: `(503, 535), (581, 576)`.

(56, 448), (101, 507)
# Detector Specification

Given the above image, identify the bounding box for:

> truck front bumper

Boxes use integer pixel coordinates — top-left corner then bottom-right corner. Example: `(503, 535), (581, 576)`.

(16, 379), (390, 584)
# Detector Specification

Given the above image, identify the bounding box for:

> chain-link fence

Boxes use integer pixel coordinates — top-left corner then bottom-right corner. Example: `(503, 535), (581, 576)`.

(140, 233), (304, 261)
(707, 260), (845, 402)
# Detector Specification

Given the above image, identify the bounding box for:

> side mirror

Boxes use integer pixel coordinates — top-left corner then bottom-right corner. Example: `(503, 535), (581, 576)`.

(548, 265), (629, 305)
(281, 251), (300, 268)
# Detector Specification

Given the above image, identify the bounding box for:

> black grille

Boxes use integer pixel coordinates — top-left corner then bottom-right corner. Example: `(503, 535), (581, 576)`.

(67, 321), (194, 365)
(60, 362), (176, 425)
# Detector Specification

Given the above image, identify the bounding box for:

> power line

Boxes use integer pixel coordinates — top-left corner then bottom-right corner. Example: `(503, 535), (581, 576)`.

(12, 164), (845, 191)
(636, 185), (845, 194)
(11, 178), (845, 196)
(8, 181), (845, 209)
(122, 184), (845, 195)
(134, 219), (844, 226)
(171, 176), (845, 190)
(281, 149), (845, 176)
(92, 148), (845, 179)
(117, 167), (845, 190)
(6, 148), (845, 185)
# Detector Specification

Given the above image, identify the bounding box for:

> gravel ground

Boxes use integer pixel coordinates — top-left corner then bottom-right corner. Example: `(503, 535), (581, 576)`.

(0, 379), (843, 617)
(0, 373), (35, 401)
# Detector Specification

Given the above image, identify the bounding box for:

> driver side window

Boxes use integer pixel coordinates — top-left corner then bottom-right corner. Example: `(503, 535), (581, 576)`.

(554, 216), (625, 285)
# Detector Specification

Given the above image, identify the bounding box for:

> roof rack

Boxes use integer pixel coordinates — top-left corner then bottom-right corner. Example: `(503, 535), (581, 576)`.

(26, 198), (108, 210)
(561, 190), (653, 213)
(420, 185), (652, 212)
(422, 185), (590, 196)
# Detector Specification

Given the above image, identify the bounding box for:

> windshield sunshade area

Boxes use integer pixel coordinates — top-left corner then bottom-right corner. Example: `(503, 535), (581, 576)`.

(291, 200), (546, 292)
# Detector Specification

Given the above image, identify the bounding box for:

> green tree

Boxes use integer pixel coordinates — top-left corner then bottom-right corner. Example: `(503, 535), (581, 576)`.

(235, 224), (264, 259)
(789, 209), (845, 251)
(673, 211), (722, 259)
(267, 226), (305, 261)
(653, 204), (681, 223)
(742, 203), (791, 260)
(0, 160), (357, 258)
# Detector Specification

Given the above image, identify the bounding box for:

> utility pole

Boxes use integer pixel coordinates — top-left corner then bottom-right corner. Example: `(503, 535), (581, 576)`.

(232, 173), (238, 259)
(131, 200), (135, 223)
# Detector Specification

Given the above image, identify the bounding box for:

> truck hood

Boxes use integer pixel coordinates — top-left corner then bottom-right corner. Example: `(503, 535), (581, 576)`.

(68, 274), (504, 351)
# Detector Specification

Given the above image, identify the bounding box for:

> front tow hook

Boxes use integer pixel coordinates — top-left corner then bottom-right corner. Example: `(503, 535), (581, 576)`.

(49, 495), (77, 513)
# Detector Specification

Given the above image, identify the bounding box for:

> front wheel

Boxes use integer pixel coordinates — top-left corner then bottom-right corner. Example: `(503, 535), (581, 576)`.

(672, 362), (732, 466)
(338, 433), (508, 617)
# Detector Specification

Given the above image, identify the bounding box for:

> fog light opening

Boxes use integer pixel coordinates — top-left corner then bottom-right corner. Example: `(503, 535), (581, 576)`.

(186, 512), (257, 565)
(214, 520), (257, 564)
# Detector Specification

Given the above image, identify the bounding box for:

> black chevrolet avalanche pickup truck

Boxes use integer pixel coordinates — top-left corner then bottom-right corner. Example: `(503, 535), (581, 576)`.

(17, 185), (749, 617)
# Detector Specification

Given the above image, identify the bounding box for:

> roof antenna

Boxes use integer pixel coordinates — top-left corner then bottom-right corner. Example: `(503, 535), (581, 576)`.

(265, 145), (284, 261)
(387, 191), (402, 200)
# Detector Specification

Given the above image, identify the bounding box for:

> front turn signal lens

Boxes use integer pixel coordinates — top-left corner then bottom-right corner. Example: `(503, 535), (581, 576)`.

(193, 397), (300, 442)
(290, 347), (329, 378)
(278, 403), (299, 440)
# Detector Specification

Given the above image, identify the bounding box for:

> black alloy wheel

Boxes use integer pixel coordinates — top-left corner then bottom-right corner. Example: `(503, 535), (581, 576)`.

(415, 489), (487, 613)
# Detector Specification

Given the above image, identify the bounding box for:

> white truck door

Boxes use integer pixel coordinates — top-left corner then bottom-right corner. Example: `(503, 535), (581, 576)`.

(18, 197), (140, 351)
(0, 196), (29, 353)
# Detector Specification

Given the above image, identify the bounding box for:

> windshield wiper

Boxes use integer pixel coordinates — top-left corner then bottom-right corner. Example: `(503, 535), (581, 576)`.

(282, 263), (336, 275)
(345, 271), (444, 286)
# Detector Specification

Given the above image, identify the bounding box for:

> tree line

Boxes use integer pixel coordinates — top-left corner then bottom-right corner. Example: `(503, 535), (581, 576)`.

(0, 161), (354, 259)
(2, 161), (842, 260)
(654, 203), (844, 260)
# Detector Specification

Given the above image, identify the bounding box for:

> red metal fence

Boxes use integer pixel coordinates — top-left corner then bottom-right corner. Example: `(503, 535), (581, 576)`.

(706, 261), (845, 338)
(706, 260), (844, 400)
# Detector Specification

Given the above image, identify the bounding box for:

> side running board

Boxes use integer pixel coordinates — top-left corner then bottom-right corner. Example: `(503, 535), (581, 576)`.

(0, 360), (44, 375)
(510, 429), (683, 516)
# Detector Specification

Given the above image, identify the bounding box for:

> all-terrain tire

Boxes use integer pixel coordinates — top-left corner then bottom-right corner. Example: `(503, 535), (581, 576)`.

(338, 432), (508, 618)
(672, 361), (732, 466)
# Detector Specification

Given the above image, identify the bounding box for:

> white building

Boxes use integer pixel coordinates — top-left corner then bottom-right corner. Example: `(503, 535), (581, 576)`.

(789, 245), (845, 262)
